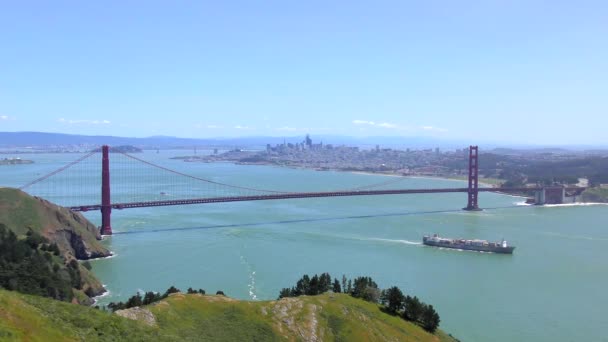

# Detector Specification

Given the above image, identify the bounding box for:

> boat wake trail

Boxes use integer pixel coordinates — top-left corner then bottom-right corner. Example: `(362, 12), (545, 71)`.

(541, 232), (608, 242)
(240, 255), (258, 300)
(367, 238), (422, 245)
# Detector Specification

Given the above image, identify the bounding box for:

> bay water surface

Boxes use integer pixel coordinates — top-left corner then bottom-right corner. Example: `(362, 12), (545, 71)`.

(2, 150), (607, 341)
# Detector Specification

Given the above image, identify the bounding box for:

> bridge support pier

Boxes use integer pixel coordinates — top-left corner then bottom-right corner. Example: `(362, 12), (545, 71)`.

(463, 145), (482, 211)
(100, 145), (112, 235)
(534, 187), (566, 205)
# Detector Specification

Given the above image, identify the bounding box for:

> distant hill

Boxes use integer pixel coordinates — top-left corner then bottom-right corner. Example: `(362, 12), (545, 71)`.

(91, 145), (143, 153)
(0, 289), (458, 341)
(0, 131), (472, 150)
(1, 131), (608, 151)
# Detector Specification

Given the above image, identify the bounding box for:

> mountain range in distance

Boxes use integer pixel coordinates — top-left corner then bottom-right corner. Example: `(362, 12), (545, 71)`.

(0, 131), (606, 152)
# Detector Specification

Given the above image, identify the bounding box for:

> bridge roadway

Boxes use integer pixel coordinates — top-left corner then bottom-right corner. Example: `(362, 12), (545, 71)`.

(69, 187), (583, 212)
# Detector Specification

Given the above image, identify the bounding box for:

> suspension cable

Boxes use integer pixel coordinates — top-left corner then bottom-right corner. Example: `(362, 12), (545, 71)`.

(349, 176), (407, 191)
(19, 151), (98, 190)
(117, 151), (293, 194)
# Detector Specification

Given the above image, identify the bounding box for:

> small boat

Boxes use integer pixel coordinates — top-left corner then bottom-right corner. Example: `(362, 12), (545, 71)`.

(422, 234), (515, 254)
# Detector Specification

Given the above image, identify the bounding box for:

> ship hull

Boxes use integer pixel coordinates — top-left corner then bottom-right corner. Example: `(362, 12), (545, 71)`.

(423, 240), (515, 254)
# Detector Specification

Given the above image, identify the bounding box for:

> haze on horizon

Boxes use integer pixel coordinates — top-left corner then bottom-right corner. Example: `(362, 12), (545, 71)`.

(0, 1), (606, 145)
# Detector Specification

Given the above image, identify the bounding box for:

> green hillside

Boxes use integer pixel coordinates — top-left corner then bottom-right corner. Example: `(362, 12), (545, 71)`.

(0, 289), (458, 342)
(0, 188), (111, 303)
(581, 187), (608, 203)
(0, 188), (110, 260)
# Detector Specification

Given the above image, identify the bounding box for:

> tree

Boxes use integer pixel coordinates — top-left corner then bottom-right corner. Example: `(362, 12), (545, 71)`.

(108, 301), (126, 312)
(403, 296), (424, 322)
(25, 230), (47, 249)
(187, 287), (196, 294)
(49, 243), (61, 256)
(143, 291), (160, 305)
(332, 278), (341, 293)
(421, 304), (440, 333)
(198, 289), (206, 295)
(67, 259), (82, 289)
(382, 286), (405, 314)
(309, 274), (319, 295)
(126, 293), (143, 307)
(294, 275), (310, 296)
(216, 290), (225, 296)
(351, 276), (379, 302)
(319, 273), (332, 293)
(341, 275), (347, 293)
(163, 286), (180, 298)
(0, 224), (73, 302)
(278, 288), (292, 299)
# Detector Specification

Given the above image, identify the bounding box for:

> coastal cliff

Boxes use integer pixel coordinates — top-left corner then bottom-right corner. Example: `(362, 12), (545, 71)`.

(0, 187), (111, 302)
(0, 188), (111, 260)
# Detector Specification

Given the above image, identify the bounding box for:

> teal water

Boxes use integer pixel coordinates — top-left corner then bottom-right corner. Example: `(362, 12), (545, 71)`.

(2, 151), (607, 341)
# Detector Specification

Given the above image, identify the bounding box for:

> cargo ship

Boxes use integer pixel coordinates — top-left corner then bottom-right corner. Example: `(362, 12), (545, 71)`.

(422, 234), (515, 254)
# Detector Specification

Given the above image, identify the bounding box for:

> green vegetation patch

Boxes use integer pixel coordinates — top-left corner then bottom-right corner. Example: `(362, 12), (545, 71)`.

(0, 188), (43, 236)
(0, 288), (458, 342)
(581, 187), (608, 203)
(0, 289), (168, 342)
(151, 294), (279, 342)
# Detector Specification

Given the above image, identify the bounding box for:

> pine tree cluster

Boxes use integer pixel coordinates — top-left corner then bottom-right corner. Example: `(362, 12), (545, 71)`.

(278, 273), (440, 333)
(107, 285), (209, 312)
(0, 224), (82, 302)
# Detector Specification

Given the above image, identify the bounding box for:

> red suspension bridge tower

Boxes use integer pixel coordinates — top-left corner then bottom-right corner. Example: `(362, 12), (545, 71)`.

(464, 145), (481, 211)
(100, 145), (112, 235)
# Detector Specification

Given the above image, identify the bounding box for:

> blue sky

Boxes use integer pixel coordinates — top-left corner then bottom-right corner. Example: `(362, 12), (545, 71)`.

(0, 1), (606, 144)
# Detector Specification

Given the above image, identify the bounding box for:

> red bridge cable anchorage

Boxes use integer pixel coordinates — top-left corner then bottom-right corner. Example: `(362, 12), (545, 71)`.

(116, 151), (292, 194)
(19, 151), (98, 190)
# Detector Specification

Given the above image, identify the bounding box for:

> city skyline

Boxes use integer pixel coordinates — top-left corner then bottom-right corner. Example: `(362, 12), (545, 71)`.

(1, 1), (607, 144)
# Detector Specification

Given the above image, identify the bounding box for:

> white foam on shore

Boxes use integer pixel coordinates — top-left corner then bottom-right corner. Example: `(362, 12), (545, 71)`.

(515, 201), (531, 206)
(541, 202), (608, 208)
(87, 253), (116, 261)
(92, 286), (111, 305)
(349, 171), (402, 178)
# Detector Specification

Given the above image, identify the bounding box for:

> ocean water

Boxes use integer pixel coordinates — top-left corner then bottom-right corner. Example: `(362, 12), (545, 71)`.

(1, 150), (607, 342)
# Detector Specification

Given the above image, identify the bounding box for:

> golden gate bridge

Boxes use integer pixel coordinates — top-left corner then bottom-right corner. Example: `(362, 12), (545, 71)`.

(18, 145), (584, 236)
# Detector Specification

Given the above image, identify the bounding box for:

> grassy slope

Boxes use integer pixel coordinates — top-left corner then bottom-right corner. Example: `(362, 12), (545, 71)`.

(151, 293), (456, 342)
(0, 187), (109, 258)
(0, 289), (164, 342)
(0, 289), (457, 342)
